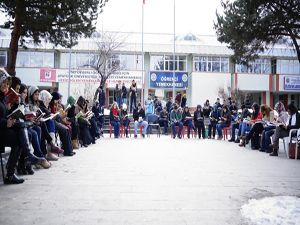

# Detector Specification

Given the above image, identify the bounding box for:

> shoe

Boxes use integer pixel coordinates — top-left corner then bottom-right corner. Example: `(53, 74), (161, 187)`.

(50, 145), (64, 154)
(234, 139), (240, 143)
(239, 136), (246, 147)
(64, 152), (76, 156)
(142, 134), (145, 138)
(217, 136), (223, 140)
(4, 174), (25, 184)
(269, 152), (278, 156)
(46, 151), (59, 161)
(126, 135), (129, 138)
(17, 164), (27, 175)
(228, 139), (235, 142)
(134, 135), (137, 138)
(40, 159), (51, 169)
(26, 153), (45, 165)
(25, 163), (35, 175)
(208, 136), (211, 139)
(72, 140), (79, 149)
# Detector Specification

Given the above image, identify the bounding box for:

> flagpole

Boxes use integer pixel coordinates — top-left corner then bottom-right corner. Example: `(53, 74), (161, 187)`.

(172, 0), (176, 103)
(141, 0), (145, 107)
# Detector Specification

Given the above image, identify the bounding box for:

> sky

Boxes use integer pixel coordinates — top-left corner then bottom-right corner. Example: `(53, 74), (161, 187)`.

(0, 0), (223, 35)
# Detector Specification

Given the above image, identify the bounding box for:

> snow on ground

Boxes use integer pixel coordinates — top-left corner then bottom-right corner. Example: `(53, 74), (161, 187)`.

(241, 196), (300, 225)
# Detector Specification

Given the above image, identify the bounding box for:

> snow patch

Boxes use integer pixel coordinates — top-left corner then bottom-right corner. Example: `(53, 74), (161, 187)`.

(241, 196), (300, 225)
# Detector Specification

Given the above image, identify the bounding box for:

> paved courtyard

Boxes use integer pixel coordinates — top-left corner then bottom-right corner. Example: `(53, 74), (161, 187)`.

(0, 136), (300, 225)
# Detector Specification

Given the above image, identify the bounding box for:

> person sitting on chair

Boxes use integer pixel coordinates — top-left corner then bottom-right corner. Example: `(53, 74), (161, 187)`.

(216, 105), (231, 140)
(133, 103), (148, 138)
(182, 106), (196, 138)
(194, 105), (205, 139)
(170, 104), (183, 139)
(159, 106), (169, 135)
(270, 103), (300, 156)
(120, 103), (130, 138)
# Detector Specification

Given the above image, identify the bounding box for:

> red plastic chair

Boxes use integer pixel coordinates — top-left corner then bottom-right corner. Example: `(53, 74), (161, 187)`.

(223, 125), (231, 140)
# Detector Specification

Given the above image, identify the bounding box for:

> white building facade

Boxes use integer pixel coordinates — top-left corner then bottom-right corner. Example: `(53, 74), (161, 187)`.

(0, 29), (299, 108)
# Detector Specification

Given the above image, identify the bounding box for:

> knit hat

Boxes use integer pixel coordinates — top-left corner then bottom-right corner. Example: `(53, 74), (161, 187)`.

(51, 92), (61, 101)
(0, 68), (10, 86)
(28, 86), (39, 98)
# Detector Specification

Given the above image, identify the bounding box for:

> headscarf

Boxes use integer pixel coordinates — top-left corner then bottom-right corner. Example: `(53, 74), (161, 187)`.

(67, 96), (76, 106)
(28, 86), (39, 98)
(0, 68), (10, 86)
(274, 101), (285, 113)
(51, 92), (61, 101)
(39, 90), (52, 107)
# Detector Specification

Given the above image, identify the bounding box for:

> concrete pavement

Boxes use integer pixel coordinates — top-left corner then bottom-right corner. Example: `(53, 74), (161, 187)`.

(0, 136), (300, 225)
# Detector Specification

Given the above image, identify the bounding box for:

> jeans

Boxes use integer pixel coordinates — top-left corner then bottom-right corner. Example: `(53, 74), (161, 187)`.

(28, 127), (44, 158)
(130, 95), (137, 113)
(159, 119), (168, 134)
(122, 118), (130, 136)
(216, 123), (229, 137)
(183, 120), (194, 137)
(116, 96), (121, 108)
(134, 121), (148, 135)
(111, 120), (120, 138)
(122, 97), (127, 105)
(46, 119), (56, 133)
(261, 126), (276, 152)
(171, 121), (183, 138)
(230, 123), (240, 140)
(240, 122), (251, 136)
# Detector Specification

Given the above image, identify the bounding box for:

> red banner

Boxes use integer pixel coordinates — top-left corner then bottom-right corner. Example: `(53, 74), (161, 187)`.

(40, 68), (57, 82)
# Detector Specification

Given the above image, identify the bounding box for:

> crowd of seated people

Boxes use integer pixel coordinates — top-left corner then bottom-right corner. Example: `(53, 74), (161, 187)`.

(0, 69), (101, 184)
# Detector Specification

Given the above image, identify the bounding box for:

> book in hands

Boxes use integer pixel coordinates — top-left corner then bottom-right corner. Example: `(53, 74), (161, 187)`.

(35, 109), (46, 122)
(7, 105), (25, 120)
(39, 112), (60, 122)
(5, 88), (20, 105)
(25, 111), (36, 121)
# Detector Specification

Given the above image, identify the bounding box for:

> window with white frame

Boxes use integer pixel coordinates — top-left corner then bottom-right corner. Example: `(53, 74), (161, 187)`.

(235, 58), (271, 74)
(61, 52), (142, 70)
(0, 51), (7, 67)
(150, 55), (187, 71)
(193, 56), (229, 72)
(277, 59), (300, 75)
(16, 51), (54, 68)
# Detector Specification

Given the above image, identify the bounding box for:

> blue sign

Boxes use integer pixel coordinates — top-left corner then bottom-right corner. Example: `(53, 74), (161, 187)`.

(284, 76), (300, 90)
(149, 71), (188, 89)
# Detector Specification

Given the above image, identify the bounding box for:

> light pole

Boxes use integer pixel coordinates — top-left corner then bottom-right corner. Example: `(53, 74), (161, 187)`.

(172, 0), (176, 103)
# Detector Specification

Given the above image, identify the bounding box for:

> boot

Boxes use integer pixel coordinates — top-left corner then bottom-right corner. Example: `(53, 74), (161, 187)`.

(17, 163), (27, 175)
(4, 174), (24, 185)
(25, 162), (34, 175)
(40, 159), (51, 169)
(125, 128), (129, 138)
(269, 148), (278, 156)
(239, 136), (246, 147)
(72, 139), (79, 149)
(18, 128), (45, 164)
(46, 150), (59, 161)
(49, 133), (64, 154)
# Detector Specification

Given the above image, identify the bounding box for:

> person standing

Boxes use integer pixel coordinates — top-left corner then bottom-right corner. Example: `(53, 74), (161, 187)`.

(114, 83), (122, 108)
(94, 85), (105, 134)
(110, 102), (120, 138)
(121, 83), (127, 105)
(130, 80), (137, 113)
(181, 94), (187, 108)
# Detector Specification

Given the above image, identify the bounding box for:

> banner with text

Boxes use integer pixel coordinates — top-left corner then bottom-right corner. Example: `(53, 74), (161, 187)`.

(284, 76), (300, 90)
(53, 69), (143, 88)
(149, 71), (188, 89)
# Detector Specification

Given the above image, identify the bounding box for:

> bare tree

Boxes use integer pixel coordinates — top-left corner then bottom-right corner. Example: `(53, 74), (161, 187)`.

(91, 32), (125, 101)
(218, 85), (247, 107)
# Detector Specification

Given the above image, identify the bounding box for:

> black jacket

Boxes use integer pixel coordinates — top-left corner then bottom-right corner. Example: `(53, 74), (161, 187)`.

(287, 112), (300, 131)
(194, 110), (204, 122)
(0, 93), (8, 131)
(121, 86), (127, 98)
(182, 111), (192, 122)
(133, 108), (145, 121)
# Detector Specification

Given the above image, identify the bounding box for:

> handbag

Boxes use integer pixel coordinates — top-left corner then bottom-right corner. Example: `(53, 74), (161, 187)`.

(204, 117), (211, 126)
(288, 143), (300, 159)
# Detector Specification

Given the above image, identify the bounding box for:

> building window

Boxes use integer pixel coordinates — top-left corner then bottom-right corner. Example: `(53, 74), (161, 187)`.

(16, 51), (54, 68)
(193, 56), (229, 73)
(235, 58), (271, 74)
(150, 55), (187, 71)
(277, 59), (300, 75)
(0, 51), (7, 67)
(61, 53), (142, 70)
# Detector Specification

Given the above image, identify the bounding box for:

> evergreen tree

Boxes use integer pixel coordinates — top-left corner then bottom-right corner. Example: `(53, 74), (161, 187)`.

(214, 0), (300, 64)
(0, 0), (101, 75)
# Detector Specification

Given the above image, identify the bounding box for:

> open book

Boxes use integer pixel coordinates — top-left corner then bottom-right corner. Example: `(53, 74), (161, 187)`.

(25, 111), (36, 121)
(5, 88), (20, 105)
(35, 109), (46, 122)
(39, 112), (60, 122)
(7, 105), (25, 120)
